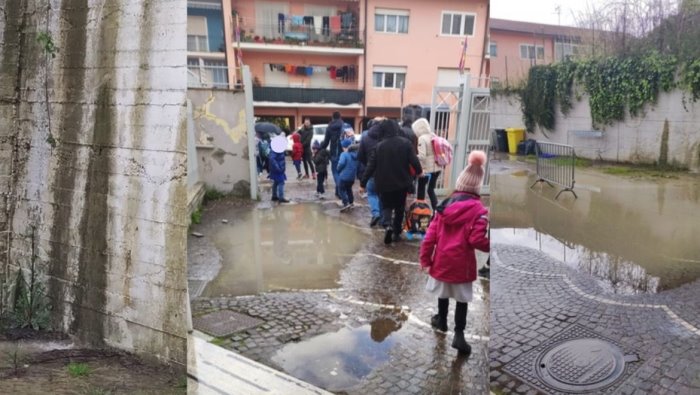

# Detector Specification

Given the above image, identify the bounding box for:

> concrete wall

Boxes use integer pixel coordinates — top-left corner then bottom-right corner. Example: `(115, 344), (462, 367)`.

(0, 0), (188, 366)
(189, 89), (251, 195)
(491, 91), (700, 172)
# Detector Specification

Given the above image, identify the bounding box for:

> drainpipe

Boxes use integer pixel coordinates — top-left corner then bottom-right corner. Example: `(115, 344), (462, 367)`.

(478, 1), (490, 84)
(362, 0), (368, 120)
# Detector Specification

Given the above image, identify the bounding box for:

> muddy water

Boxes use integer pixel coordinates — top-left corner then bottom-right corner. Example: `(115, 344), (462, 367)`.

(198, 204), (368, 297)
(271, 314), (406, 392)
(491, 166), (700, 293)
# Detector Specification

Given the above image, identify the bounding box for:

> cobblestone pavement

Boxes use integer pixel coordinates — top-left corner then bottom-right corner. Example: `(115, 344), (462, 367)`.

(189, 168), (491, 395)
(490, 244), (700, 395)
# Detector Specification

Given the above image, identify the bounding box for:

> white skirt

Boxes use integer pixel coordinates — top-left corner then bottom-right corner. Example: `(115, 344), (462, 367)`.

(425, 277), (473, 303)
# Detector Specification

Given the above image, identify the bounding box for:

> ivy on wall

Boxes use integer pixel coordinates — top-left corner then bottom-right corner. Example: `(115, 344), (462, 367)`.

(520, 52), (694, 132)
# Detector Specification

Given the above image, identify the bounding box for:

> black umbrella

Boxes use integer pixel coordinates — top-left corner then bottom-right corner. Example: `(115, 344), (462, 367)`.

(254, 122), (283, 141)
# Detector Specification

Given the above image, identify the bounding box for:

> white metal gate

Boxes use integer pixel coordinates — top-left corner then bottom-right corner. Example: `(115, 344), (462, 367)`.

(429, 76), (491, 195)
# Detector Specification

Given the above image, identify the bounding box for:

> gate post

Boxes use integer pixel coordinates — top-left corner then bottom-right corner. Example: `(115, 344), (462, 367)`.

(243, 66), (258, 200)
(452, 79), (472, 190)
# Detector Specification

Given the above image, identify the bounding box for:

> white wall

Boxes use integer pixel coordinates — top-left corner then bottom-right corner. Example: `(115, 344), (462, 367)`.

(491, 91), (700, 172)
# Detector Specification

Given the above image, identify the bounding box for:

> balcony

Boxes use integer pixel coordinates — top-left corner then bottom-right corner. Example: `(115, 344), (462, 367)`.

(253, 86), (363, 107)
(236, 19), (364, 55)
(188, 58), (229, 89)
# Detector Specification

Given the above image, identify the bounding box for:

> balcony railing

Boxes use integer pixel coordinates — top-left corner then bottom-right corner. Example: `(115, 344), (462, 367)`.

(253, 86), (363, 105)
(238, 20), (363, 49)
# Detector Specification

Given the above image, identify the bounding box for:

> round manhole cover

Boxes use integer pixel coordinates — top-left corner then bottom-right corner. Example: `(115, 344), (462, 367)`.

(535, 338), (626, 393)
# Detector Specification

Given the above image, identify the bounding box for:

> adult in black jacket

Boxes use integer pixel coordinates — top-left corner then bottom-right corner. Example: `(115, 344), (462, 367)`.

(400, 118), (418, 154)
(357, 119), (383, 226)
(360, 119), (422, 244)
(320, 111), (345, 198)
(298, 119), (315, 178)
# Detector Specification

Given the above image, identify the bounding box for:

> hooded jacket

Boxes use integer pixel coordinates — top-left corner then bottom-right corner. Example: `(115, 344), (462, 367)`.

(291, 133), (303, 161)
(267, 151), (287, 183)
(337, 144), (359, 182)
(400, 124), (418, 154)
(412, 118), (440, 174)
(312, 148), (330, 174)
(320, 118), (344, 160)
(361, 120), (422, 192)
(419, 192), (489, 283)
(298, 125), (314, 148)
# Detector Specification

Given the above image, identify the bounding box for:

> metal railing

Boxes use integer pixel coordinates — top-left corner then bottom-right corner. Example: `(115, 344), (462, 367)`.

(530, 142), (578, 199)
(238, 20), (363, 49)
(252, 86), (363, 105)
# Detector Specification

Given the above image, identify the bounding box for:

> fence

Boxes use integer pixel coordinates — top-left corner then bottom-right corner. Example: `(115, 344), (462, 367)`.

(530, 142), (577, 199)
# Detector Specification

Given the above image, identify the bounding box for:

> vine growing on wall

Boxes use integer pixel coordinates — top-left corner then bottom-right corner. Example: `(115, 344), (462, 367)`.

(38, 4), (59, 148)
(520, 51), (686, 131)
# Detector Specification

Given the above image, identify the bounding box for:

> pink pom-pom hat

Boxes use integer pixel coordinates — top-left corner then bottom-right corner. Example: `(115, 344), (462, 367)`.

(455, 150), (486, 194)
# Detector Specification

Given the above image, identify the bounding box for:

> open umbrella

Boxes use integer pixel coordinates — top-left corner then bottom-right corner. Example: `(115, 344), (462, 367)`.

(254, 122), (283, 141)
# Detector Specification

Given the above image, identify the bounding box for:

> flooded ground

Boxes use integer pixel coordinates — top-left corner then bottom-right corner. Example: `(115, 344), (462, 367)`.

(189, 203), (369, 298)
(271, 313), (406, 392)
(490, 160), (700, 293)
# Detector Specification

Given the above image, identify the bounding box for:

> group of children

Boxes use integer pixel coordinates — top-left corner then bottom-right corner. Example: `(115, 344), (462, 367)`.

(264, 121), (489, 356)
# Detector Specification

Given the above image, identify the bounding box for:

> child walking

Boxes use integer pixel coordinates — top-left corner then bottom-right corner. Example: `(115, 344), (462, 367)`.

(291, 133), (304, 179)
(268, 135), (290, 203)
(337, 138), (359, 212)
(419, 150), (489, 355)
(312, 141), (330, 199)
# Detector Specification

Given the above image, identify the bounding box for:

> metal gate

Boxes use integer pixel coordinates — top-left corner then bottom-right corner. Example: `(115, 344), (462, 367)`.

(429, 76), (491, 195)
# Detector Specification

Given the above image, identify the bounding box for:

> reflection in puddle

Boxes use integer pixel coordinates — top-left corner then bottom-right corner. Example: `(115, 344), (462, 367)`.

(199, 204), (367, 297)
(491, 170), (700, 293)
(271, 319), (404, 392)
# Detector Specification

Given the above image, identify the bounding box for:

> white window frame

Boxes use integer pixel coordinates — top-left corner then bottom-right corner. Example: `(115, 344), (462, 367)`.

(440, 11), (476, 37)
(520, 44), (545, 60)
(187, 15), (209, 52)
(374, 8), (410, 34)
(372, 66), (407, 89)
(489, 42), (497, 57)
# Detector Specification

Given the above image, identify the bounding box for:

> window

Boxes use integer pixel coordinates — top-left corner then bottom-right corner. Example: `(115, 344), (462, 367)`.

(373, 66), (407, 89)
(441, 11), (475, 36)
(555, 42), (582, 61)
(375, 9), (409, 33)
(489, 42), (497, 57)
(187, 15), (209, 52)
(520, 44), (545, 60)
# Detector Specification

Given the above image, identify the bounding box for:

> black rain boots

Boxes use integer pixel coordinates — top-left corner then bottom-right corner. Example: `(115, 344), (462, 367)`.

(430, 298), (449, 332)
(452, 301), (471, 355)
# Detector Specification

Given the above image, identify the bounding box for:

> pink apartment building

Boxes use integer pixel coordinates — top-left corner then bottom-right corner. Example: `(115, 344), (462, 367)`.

(190, 0), (489, 130)
(489, 18), (588, 87)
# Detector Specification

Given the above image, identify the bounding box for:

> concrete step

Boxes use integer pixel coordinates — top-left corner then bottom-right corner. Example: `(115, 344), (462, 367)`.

(187, 331), (332, 395)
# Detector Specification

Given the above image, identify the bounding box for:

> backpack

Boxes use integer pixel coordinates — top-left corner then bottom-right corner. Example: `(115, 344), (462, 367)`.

(259, 139), (271, 159)
(431, 136), (453, 167)
(404, 199), (433, 234)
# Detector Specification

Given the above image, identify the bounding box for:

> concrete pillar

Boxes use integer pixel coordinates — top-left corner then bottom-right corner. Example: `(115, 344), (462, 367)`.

(221, 0), (238, 88)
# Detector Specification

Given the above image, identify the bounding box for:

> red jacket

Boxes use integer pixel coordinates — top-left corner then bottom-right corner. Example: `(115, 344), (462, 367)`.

(419, 192), (489, 283)
(291, 133), (303, 161)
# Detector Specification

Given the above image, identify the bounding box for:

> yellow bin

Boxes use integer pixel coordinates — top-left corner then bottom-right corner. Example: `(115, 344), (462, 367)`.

(505, 128), (526, 154)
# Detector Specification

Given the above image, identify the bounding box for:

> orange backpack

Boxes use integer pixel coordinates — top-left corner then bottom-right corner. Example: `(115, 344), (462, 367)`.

(404, 199), (433, 234)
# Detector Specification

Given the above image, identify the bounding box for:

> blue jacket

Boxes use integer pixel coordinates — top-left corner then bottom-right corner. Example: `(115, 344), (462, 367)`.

(267, 151), (287, 182)
(337, 145), (359, 182)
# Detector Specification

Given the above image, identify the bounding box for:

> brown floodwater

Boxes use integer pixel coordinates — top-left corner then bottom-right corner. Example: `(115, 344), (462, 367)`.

(195, 204), (369, 298)
(490, 166), (700, 293)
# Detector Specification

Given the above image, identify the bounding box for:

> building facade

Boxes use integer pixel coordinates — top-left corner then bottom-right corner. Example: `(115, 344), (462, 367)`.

(188, 0), (489, 130)
(489, 18), (589, 87)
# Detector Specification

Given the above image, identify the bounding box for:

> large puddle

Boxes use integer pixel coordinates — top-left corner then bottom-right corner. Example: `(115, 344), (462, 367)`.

(271, 313), (406, 392)
(491, 167), (700, 293)
(192, 204), (368, 298)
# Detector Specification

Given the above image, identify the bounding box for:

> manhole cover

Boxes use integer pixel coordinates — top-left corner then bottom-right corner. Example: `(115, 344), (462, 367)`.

(536, 338), (625, 393)
(193, 310), (264, 338)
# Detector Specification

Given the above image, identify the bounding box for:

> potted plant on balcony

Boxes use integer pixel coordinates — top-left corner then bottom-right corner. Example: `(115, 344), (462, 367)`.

(254, 35), (262, 43)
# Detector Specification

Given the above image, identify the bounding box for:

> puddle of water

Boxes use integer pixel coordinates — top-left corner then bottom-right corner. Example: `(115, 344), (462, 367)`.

(199, 204), (367, 297)
(271, 318), (404, 392)
(491, 170), (700, 293)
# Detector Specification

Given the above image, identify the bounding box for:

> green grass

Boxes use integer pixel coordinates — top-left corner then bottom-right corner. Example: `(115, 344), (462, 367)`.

(190, 208), (202, 225)
(67, 362), (91, 377)
(602, 166), (681, 179)
(209, 337), (228, 346)
(204, 188), (225, 203)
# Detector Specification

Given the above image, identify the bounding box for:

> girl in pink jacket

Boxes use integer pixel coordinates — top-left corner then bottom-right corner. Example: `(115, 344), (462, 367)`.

(419, 150), (490, 355)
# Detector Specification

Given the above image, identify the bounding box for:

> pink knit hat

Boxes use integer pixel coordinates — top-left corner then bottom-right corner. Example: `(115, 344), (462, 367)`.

(455, 150), (486, 194)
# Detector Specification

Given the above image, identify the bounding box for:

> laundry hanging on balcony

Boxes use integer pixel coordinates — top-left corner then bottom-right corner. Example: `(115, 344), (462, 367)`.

(267, 63), (356, 82)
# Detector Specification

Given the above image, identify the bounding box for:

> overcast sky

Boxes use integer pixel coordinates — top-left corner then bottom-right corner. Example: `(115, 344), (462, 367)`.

(491, 0), (609, 26)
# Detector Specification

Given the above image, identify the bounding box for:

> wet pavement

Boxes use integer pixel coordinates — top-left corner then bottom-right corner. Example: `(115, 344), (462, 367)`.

(188, 161), (490, 394)
(489, 159), (700, 395)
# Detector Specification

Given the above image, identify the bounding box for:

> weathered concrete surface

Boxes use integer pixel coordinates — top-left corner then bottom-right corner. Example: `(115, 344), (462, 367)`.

(188, 88), (250, 193)
(0, 0), (188, 365)
(491, 91), (700, 172)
